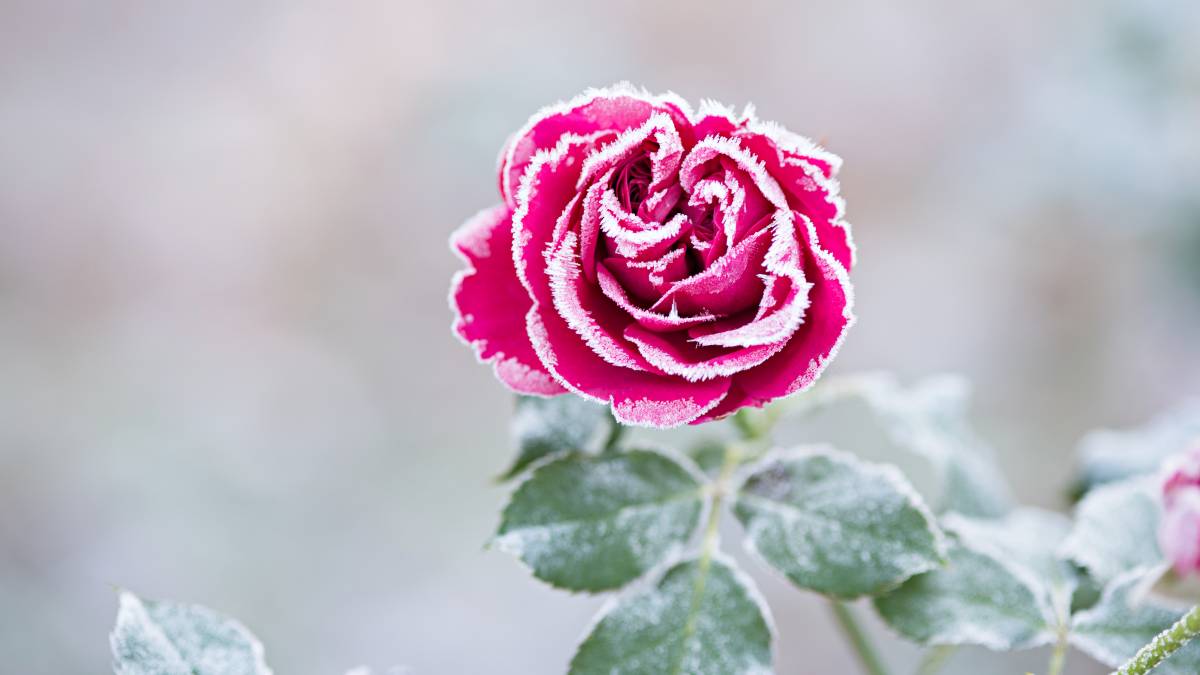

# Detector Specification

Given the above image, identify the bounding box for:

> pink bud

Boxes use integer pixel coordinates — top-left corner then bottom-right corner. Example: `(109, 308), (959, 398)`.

(1159, 445), (1200, 577)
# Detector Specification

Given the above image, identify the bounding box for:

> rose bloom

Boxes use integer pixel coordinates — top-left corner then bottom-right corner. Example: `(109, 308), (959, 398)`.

(450, 85), (854, 427)
(1160, 444), (1200, 576)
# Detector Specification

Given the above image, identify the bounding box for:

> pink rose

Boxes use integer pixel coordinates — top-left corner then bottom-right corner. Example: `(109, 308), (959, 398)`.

(1160, 445), (1200, 576)
(450, 85), (855, 427)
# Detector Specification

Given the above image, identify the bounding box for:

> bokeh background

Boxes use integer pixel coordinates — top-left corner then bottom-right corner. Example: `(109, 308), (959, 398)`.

(2, 0), (1199, 673)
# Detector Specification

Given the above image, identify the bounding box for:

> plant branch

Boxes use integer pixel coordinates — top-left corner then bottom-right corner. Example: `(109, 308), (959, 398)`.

(913, 646), (954, 675)
(1046, 629), (1069, 675)
(829, 600), (890, 675)
(1117, 604), (1200, 675)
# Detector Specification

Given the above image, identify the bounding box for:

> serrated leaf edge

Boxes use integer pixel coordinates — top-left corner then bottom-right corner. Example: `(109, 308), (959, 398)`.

(731, 445), (948, 599)
(490, 448), (707, 594)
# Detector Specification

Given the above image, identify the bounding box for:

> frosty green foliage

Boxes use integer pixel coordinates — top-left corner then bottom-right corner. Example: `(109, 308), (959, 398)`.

(733, 447), (945, 599)
(1060, 476), (1163, 584)
(110, 591), (272, 675)
(1076, 399), (1200, 492)
(1071, 567), (1200, 675)
(570, 556), (772, 675)
(494, 450), (704, 592)
(504, 395), (615, 479)
(781, 374), (1012, 517)
(687, 438), (729, 476)
(874, 537), (1056, 650)
(943, 509), (1078, 622)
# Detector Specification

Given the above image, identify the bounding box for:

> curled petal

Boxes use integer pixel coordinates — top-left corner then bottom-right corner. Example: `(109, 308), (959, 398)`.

(652, 225), (774, 317)
(725, 213), (855, 408)
(499, 84), (692, 207)
(449, 205), (562, 395)
(526, 309), (730, 427)
(739, 130), (855, 270)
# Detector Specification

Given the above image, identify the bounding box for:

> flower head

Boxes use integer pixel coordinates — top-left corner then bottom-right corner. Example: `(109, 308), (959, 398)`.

(450, 85), (855, 427)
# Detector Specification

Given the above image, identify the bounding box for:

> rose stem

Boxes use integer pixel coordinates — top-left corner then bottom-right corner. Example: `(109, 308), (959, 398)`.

(1046, 629), (1069, 675)
(829, 601), (890, 675)
(913, 646), (955, 675)
(1117, 604), (1200, 675)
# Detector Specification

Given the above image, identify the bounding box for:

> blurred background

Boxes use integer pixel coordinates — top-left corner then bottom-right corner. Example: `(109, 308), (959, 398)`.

(1, 0), (1198, 672)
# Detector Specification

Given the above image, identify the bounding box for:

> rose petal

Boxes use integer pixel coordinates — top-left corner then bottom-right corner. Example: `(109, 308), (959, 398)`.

(499, 85), (693, 207)
(597, 265), (716, 332)
(625, 324), (787, 382)
(526, 309), (730, 427)
(732, 214), (854, 402)
(601, 248), (690, 304)
(739, 130), (855, 270)
(651, 224), (774, 317)
(449, 205), (563, 395)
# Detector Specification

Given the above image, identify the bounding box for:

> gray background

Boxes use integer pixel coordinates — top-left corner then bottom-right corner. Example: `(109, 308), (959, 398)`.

(2, 0), (1198, 672)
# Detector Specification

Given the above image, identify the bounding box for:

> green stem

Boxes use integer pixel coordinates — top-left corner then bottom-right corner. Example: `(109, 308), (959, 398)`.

(1047, 630), (1068, 675)
(1117, 605), (1200, 675)
(913, 646), (954, 675)
(829, 601), (890, 675)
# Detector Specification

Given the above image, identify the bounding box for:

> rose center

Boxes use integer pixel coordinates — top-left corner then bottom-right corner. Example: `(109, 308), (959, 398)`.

(610, 153), (654, 213)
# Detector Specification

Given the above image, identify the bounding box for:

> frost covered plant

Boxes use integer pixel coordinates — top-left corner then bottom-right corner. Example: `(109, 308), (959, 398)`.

(449, 84), (853, 427)
(103, 89), (1200, 675)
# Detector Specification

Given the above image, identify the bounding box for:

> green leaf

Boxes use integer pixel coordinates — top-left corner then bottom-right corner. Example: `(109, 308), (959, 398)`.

(1075, 399), (1200, 493)
(503, 395), (616, 480)
(1059, 476), (1163, 584)
(873, 538), (1056, 650)
(569, 555), (773, 675)
(493, 450), (704, 592)
(687, 438), (729, 476)
(771, 374), (1012, 518)
(733, 447), (945, 599)
(110, 590), (272, 675)
(942, 509), (1077, 621)
(1070, 566), (1200, 675)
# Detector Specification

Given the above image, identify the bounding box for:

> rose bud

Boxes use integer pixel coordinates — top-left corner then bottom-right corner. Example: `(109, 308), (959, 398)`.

(450, 85), (855, 427)
(1160, 444), (1200, 576)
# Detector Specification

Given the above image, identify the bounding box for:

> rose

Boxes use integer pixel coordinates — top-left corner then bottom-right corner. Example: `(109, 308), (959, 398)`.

(1160, 444), (1200, 576)
(450, 84), (855, 427)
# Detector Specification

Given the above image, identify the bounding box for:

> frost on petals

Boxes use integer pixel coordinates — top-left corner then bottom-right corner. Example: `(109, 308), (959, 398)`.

(449, 84), (855, 426)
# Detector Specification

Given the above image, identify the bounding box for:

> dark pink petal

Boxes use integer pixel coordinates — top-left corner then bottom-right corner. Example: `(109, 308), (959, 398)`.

(525, 309), (730, 427)
(576, 113), (684, 196)
(546, 232), (660, 372)
(733, 212), (854, 403)
(499, 86), (694, 207)
(739, 131), (855, 270)
(511, 134), (596, 296)
(625, 324), (787, 382)
(692, 382), (758, 423)
(651, 225), (774, 317)
(689, 213), (812, 348)
(601, 248), (690, 304)
(597, 265), (716, 332)
(450, 205), (563, 395)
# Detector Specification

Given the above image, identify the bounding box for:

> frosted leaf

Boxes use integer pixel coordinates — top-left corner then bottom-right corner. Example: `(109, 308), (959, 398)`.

(503, 395), (615, 480)
(493, 450), (704, 592)
(687, 438), (728, 476)
(733, 447), (945, 599)
(943, 509), (1077, 622)
(1070, 566), (1200, 675)
(1076, 399), (1200, 493)
(570, 555), (772, 675)
(1059, 476), (1163, 584)
(110, 591), (272, 675)
(775, 374), (1012, 518)
(873, 538), (1055, 650)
